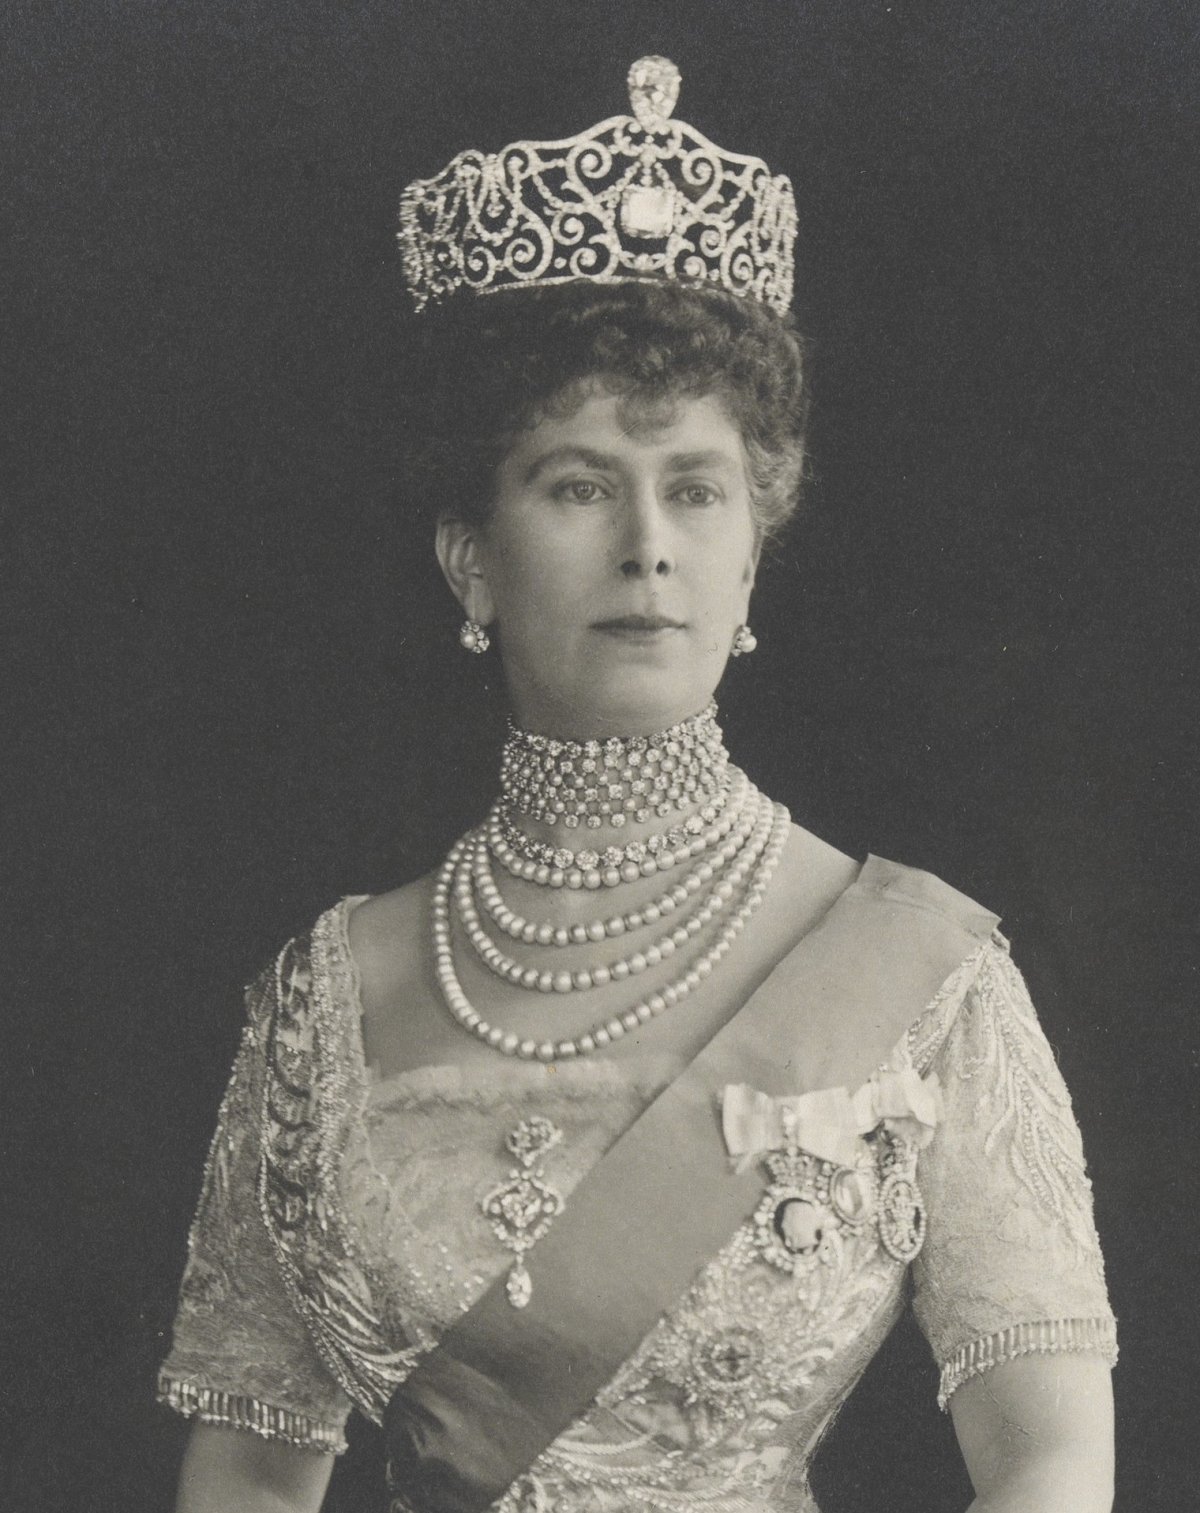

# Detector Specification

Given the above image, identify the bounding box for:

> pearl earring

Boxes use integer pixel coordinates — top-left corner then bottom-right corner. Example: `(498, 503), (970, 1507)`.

(459, 619), (490, 655)
(731, 624), (757, 657)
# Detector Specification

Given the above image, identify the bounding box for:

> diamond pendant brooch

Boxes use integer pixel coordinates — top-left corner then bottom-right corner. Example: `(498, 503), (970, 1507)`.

(480, 1116), (565, 1308)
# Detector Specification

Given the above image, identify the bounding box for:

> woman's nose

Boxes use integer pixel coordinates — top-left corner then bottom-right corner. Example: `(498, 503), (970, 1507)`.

(618, 492), (674, 578)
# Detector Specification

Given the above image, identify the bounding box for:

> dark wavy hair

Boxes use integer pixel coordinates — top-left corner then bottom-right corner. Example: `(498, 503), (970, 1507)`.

(403, 280), (810, 548)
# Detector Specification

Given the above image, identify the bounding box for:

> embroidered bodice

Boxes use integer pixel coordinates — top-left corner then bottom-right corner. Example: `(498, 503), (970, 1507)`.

(159, 899), (1116, 1513)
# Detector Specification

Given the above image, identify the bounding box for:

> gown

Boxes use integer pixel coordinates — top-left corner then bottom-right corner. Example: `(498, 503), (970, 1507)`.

(158, 894), (1117, 1512)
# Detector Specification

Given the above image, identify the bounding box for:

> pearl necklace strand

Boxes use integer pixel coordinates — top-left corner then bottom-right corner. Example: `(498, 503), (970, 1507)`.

(494, 769), (735, 870)
(457, 791), (776, 993)
(475, 787), (761, 946)
(488, 769), (751, 890)
(430, 799), (792, 1062)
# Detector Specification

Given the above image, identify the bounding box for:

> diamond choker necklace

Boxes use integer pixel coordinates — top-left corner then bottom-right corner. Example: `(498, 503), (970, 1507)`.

(499, 702), (729, 830)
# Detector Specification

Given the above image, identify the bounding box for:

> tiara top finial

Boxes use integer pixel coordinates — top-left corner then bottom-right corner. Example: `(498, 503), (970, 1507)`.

(627, 56), (681, 132)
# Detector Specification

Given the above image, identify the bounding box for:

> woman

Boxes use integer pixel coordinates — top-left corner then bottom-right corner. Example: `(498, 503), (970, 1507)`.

(159, 57), (1116, 1513)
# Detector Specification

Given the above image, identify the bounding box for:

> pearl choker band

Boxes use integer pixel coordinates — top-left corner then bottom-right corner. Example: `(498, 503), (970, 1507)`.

(500, 702), (728, 829)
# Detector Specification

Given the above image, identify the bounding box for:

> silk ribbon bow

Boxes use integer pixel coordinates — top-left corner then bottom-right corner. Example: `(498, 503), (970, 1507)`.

(721, 1068), (943, 1174)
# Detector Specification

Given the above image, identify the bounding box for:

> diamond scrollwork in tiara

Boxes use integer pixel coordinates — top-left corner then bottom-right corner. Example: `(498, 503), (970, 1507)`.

(398, 56), (797, 315)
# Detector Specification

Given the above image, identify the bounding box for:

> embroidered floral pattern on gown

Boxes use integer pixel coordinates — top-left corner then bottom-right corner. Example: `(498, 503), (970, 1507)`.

(159, 901), (1116, 1511)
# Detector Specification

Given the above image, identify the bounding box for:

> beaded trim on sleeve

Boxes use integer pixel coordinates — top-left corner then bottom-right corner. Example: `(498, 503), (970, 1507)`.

(257, 915), (418, 1423)
(937, 1315), (1118, 1410)
(906, 941), (990, 1076)
(157, 1372), (348, 1452)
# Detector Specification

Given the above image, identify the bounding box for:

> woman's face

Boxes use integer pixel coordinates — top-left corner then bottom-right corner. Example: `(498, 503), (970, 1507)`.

(439, 385), (759, 738)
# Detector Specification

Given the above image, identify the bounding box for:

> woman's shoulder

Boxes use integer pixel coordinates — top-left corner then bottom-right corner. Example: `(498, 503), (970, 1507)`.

(778, 820), (859, 903)
(789, 829), (1001, 947)
(345, 871), (438, 1010)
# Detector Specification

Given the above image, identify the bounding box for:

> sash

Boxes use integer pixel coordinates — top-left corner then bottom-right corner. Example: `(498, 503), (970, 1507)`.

(383, 855), (998, 1513)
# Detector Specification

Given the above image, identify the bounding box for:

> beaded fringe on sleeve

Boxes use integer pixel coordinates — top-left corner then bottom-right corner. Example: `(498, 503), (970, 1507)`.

(937, 1315), (1118, 1410)
(157, 1375), (348, 1452)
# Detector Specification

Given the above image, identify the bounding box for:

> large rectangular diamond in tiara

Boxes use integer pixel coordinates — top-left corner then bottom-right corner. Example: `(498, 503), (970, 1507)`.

(398, 56), (797, 316)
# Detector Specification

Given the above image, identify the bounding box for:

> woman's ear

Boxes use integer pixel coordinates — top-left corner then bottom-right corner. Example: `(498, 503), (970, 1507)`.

(435, 516), (496, 626)
(739, 536), (761, 610)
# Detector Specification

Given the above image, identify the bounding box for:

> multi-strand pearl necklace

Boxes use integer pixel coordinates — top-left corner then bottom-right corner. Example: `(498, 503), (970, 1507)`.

(431, 801), (789, 1061)
(476, 790), (762, 945)
(458, 792), (776, 994)
(430, 712), (790, 1062)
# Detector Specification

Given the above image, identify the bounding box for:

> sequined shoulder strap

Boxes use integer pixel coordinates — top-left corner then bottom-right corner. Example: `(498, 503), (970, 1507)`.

(384, 856), (1000, 1513)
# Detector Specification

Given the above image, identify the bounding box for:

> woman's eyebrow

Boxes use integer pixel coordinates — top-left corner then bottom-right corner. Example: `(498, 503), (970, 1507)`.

(663, 450), (739, 473)
(521, 444), (740, 484)
(522, 446), (618, 483)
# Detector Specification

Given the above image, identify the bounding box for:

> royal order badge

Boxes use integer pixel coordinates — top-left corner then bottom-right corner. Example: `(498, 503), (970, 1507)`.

(752, 1111), (876, 1276)
(751, 1109), (926, 1274)
(876, 1162), (927, 1263)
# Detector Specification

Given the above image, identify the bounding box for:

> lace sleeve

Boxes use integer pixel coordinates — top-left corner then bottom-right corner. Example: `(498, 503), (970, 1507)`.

(157, 964), (353, 1452)
(911, 938), (1117, 1409)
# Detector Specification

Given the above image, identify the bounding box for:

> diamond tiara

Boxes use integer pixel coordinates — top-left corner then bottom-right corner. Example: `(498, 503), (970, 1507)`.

(398, 56), (797, 315)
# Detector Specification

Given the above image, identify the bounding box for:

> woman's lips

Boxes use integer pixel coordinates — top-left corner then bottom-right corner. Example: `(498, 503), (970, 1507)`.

(592, 614), (685, 641)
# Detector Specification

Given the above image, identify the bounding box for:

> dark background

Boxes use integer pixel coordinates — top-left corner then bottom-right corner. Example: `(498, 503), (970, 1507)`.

(4, 1), (1196, 1509)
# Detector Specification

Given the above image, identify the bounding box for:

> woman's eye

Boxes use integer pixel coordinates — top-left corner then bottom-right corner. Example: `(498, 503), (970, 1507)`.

(553, 479), (607, 503)
(676, 483), (720, 506)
